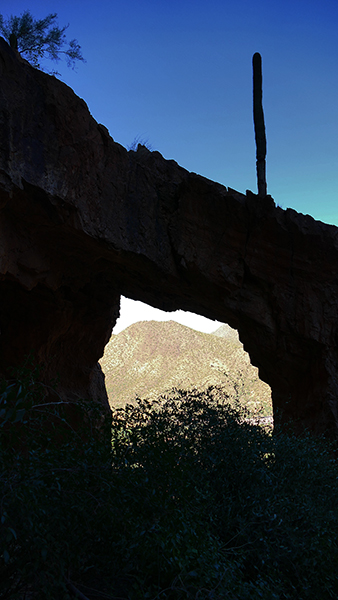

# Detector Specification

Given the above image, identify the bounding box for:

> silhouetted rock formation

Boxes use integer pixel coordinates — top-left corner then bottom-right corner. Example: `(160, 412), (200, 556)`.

(1, 36), (338, 438)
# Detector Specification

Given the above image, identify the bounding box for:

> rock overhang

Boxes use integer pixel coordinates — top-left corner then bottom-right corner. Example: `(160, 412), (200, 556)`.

(1, 36), (338, 438)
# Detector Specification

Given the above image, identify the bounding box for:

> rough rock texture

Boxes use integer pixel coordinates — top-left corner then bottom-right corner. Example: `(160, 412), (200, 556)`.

(100, 320), (272, 413)
(1, 37), (338, 437)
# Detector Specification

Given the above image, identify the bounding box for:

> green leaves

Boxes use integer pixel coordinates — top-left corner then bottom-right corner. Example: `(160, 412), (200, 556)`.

(0, 360), (41, 427)
(1, 379), (338, 598)
(110, 389), (338, 598)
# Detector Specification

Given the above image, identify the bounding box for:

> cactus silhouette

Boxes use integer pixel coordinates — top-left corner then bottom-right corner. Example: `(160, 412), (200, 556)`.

(253, 52), (267, 197)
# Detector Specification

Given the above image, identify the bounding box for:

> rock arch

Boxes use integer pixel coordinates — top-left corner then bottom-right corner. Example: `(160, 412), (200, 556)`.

(1, 37), (338, 438)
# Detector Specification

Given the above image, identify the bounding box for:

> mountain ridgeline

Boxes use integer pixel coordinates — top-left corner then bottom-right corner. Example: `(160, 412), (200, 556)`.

(100, 321), (272, 416)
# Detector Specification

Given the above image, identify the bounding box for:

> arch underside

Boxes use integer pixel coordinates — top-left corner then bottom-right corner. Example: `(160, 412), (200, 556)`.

(1, 36), (338, 438)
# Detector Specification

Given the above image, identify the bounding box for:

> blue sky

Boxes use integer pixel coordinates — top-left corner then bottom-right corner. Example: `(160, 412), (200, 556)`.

(2, 0), (338, 332)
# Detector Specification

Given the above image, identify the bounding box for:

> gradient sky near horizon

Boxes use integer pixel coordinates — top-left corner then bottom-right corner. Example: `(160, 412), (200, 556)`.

(3, 0), (338, 333)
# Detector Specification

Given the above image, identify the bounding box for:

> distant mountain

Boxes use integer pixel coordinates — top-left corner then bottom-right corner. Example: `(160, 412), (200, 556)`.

(100, 320), (272, 415)
(212, 323), (240, 342)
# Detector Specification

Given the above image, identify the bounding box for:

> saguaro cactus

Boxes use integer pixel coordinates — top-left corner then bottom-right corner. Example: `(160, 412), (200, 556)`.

(253, 52), (267, 197)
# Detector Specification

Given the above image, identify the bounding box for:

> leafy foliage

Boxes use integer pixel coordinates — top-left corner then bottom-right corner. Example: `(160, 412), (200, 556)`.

(0, 10), (85, 72)
(1, 372), (338, 598)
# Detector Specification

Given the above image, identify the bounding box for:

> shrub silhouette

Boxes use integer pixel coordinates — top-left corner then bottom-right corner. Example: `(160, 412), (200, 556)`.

(0, 10), (85, 72)
(1, 374), (338, 598)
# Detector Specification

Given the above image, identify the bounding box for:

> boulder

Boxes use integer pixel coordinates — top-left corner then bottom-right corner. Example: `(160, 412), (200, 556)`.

(1, 37), (338, 438)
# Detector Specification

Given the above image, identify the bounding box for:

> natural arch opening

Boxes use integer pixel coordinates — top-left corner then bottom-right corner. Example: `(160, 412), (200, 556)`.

(100, 297), (273, 421)
(2, 40), (338, 442)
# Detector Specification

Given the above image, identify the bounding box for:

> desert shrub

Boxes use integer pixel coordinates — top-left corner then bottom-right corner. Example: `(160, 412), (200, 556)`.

(127, 135), (153, 152)
(0, 360), (114, 599)
(1, 376), (338, 599)
(110, 389), (338, 598)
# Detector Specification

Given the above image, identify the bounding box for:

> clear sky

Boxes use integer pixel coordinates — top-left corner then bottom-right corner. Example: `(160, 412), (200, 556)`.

(2, 0), (338, 333)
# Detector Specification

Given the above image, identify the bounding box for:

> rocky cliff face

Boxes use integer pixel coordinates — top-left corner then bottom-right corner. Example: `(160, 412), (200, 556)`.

(1, 37), (338, 438)
(100, 320), (272, 412)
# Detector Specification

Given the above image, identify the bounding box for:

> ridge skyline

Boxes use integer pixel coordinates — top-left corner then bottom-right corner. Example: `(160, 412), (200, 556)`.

(101, 319), (272, 415)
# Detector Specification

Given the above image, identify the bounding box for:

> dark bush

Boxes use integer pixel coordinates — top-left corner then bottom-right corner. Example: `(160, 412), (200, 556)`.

(1, 377), (338, 599)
